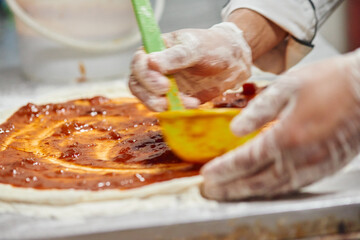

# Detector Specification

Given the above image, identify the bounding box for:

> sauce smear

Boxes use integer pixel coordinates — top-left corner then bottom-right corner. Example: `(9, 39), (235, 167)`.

(0, 83), (261, 191)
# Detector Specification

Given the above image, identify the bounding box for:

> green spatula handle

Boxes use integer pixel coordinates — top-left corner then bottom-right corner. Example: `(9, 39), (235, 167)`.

(131, 0), (184, 111)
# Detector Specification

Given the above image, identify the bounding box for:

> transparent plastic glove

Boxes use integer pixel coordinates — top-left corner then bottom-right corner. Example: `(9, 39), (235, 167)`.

(129, 22), (252, 111)
(202, 49), (360, 201)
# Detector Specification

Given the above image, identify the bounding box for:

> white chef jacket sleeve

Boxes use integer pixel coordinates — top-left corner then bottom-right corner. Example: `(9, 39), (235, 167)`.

(222, 0), (344, 73)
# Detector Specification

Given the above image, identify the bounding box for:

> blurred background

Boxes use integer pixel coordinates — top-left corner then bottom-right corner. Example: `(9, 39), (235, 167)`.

(0, 0), (359, 84)
(320, 0), (359, 53)
(0, 0), (230, 111)
(0, 0), (228, 83)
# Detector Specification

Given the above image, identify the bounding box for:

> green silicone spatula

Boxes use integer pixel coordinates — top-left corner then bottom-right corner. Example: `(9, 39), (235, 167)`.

(131, 0), (184, 111)
(131, 0), (262, 164)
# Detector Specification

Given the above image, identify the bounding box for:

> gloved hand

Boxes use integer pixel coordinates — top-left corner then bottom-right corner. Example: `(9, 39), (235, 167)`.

(129, 22), (252, 111)
(201, 49), (360, 201)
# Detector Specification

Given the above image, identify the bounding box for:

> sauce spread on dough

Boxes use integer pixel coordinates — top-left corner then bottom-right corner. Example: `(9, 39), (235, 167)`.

(0, 97), (200, 190)
(0, 83), (261, 191)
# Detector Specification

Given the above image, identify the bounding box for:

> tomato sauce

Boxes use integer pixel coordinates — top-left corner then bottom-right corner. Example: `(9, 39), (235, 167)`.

(0, 97), (200, 190)
(0, 83), (261, 191)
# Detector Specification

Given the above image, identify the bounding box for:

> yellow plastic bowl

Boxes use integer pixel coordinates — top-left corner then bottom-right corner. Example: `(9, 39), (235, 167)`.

(157, 109), (260, 163)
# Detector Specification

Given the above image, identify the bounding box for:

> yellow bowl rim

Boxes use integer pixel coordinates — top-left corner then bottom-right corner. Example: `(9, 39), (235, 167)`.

(157, 108), (241, 120)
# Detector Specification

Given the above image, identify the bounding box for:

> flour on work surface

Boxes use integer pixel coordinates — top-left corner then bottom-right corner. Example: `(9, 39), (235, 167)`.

(0, 177), (217, 219)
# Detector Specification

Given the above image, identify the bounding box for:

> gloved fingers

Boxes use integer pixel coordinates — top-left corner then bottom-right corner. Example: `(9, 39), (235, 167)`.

(202, 50), (360, 201)
(203, 150), (349, 201)
(202, 163), (290, 201)
(201, 125), (282, 185)
(161, 31), (181, 49)
(202, 142), (327, 201)
(202, 139), (343, 201)
(176, 65), (251, 104)
(231, 78), (300, 137)
(129, 75), (200, 111)
(148, 31), (201, 75)
(148, 46), (200, 75)
(271, 134), (360, 196)
(178, 92), (201, 109)
(270, 114), (360, 196)
(280, 116), (360, 170)
(131, 50), (170, 95)
(220, 66), (252, 92)
(210, 22), (252, 65)
(173, 71), (223, 103)
(273, 154), (346, 197)
(128, 75), (167, 112)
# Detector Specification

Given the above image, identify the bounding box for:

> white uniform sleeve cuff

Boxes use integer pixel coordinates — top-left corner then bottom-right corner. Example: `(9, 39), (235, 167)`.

(222, 0), (317, 72)
(222, 0), (317, 47)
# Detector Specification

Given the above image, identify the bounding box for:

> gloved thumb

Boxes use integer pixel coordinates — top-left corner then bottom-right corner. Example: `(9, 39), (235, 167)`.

(231, 78), (300, 136)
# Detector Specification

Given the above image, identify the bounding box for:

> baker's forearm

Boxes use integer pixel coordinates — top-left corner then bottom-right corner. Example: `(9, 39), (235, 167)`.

(227, 8), (287, 61)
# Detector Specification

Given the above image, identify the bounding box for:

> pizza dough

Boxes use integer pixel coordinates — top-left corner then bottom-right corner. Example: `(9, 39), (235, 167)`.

(0, 83), (215, 218)
(0, 81), (264, 218)
(0, 97), (203, 205)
